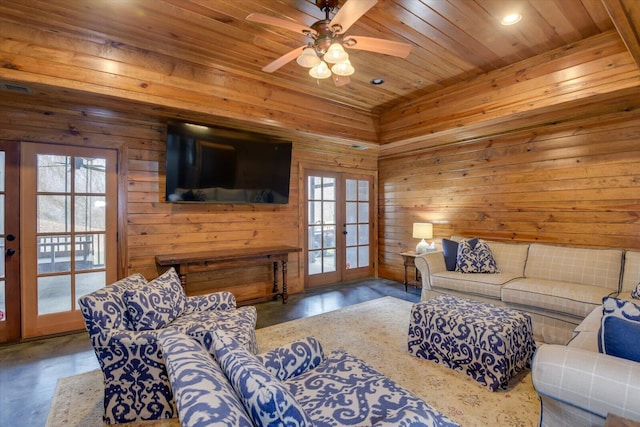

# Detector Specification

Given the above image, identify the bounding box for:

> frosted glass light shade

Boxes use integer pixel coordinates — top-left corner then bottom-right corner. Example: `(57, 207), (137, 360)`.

(331, 60), (354, 76)
(324, 43), (348, 64)
(309, 61), (332, 79)
(297, 47), (321, 68)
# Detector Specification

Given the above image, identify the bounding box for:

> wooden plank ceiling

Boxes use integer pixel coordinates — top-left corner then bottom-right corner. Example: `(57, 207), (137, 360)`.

(0, 0), (639, 151)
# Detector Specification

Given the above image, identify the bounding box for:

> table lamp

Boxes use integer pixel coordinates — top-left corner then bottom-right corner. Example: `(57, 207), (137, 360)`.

(412, 222), (433, 254)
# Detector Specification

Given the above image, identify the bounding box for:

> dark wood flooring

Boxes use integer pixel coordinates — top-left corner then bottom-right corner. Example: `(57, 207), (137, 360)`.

(0, 278), (420, 426)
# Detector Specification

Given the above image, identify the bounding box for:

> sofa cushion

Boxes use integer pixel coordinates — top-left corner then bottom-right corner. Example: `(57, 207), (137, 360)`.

(125, 268), (187, 331)
(524, 244), (623, 291)
(170, 305), (258, 354)
(598, 297), (640, 362)
(256, 336), (325, 381)
(212, 329), (313, 426)
(158, 329), (253, 427)
(456, 239), (499, 273)
(621, 251), (640, 295)
(442, 237), (477, 271)
(431, 271), (519, 299)
(501, 278), (612, 318)
(284, 350), (460, 426)
(216, 188), (247, 202)
(484, 241), (530, 276)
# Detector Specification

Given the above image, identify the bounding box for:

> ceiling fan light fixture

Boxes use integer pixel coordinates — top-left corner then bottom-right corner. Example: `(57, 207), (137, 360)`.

(309, 60), (332, 79)
(331, 60), (354, 76)
(297, 46), (321, 68)
(324, 42), (348, 63)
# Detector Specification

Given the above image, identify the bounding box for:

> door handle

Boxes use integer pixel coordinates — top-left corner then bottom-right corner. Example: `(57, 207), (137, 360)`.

(6, 248), (15, 256)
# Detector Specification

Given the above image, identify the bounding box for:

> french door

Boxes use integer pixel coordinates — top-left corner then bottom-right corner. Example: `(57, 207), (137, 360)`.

(0, 141), (20, 343)
(304, 169), (374, 287)
(20, 142), (118, 338)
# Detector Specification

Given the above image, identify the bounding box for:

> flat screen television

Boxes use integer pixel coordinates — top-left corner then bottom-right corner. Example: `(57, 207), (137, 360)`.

(165, 122), (292, 204)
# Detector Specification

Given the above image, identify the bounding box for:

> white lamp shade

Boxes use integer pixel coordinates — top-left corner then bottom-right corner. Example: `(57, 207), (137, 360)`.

(413, 222), (433, 254)
(412, 223), (433, 239)
(297, 47), (321, 68)
(331, 60), (354, 76)
(324, 42), (349, 64)
(309, 61), (332, 79)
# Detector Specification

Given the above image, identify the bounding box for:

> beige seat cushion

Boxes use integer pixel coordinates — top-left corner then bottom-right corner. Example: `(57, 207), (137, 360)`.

(431, 272), (520, 299)
(502, 278), (613, 318)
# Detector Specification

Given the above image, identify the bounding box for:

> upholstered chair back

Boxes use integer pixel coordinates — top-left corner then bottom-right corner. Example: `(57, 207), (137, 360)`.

(78, 273), (147, 342)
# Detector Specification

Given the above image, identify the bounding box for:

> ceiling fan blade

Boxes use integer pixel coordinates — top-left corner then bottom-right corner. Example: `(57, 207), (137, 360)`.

(330, 0), (377, 34)
(246, 13), (316, 36)
(261, 46), (305, 73)
(343, 35), (412, 58)
(333, 75), (351, 87)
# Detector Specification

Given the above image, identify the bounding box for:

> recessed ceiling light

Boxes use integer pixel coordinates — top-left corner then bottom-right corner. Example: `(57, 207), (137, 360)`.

(501, 13), (522, 26)
(370, 78), (384, 85)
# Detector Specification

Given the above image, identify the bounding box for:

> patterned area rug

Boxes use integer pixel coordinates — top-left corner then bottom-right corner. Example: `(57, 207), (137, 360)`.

(46, 296), (540, 426)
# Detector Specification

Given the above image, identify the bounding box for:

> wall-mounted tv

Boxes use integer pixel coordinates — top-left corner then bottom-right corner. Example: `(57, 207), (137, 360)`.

(165, 122), (292, 204)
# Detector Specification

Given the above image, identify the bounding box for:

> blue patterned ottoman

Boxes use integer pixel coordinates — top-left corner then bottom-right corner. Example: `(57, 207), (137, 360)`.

(408, 295), (536, 391)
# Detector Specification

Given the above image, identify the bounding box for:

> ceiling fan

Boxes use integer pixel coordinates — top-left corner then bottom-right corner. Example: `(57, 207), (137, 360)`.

(246, 0), (412, 85)
(47, 157), (106, 172)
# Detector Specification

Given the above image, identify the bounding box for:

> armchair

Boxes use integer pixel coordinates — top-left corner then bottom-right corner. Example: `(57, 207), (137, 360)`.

(532, 297), (640, 426)
(78, 268), (257, 424)
(532, 345), (640, 426)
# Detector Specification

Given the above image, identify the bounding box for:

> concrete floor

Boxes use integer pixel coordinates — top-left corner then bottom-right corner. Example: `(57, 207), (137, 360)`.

(0, 278), (420, 426)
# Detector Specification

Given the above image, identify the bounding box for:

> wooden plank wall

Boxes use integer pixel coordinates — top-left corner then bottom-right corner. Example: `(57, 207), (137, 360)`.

(378, 110), (640, 283)
(0, 95), (377, 300)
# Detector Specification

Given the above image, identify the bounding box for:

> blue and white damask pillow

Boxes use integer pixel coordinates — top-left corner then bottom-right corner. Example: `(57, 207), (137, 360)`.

(632, 282), (640, 299)
(124, 267), (187, 331)
(212, 329), (313, 427)
(455, 239), (499, 273)
(598, 297), (640, 362)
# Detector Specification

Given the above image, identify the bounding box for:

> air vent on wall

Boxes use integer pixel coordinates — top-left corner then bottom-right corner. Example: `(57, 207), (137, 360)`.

(0, 82), (32, 94)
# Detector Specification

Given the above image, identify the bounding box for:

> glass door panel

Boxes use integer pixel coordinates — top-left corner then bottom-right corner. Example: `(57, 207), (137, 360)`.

(344, 178), (371, 273)
(21, 143), (117, 338)
(304, 170), (373, 287)
(307, 176), (337, 277)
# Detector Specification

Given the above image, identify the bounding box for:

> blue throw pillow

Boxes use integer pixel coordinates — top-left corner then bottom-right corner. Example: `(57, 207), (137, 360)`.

(442, 238), (478, 271)
(442, 239), (459, 271)
(632, 282), (640, 299)
(598, 297), (640, 362)
(212, 329), (313, 427)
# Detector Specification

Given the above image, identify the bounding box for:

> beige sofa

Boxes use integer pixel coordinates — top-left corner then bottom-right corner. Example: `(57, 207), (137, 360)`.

(415, 236), (626, 344)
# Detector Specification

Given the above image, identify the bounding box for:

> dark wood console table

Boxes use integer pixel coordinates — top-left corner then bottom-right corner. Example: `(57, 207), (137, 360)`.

(155, 245), (301, 304)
